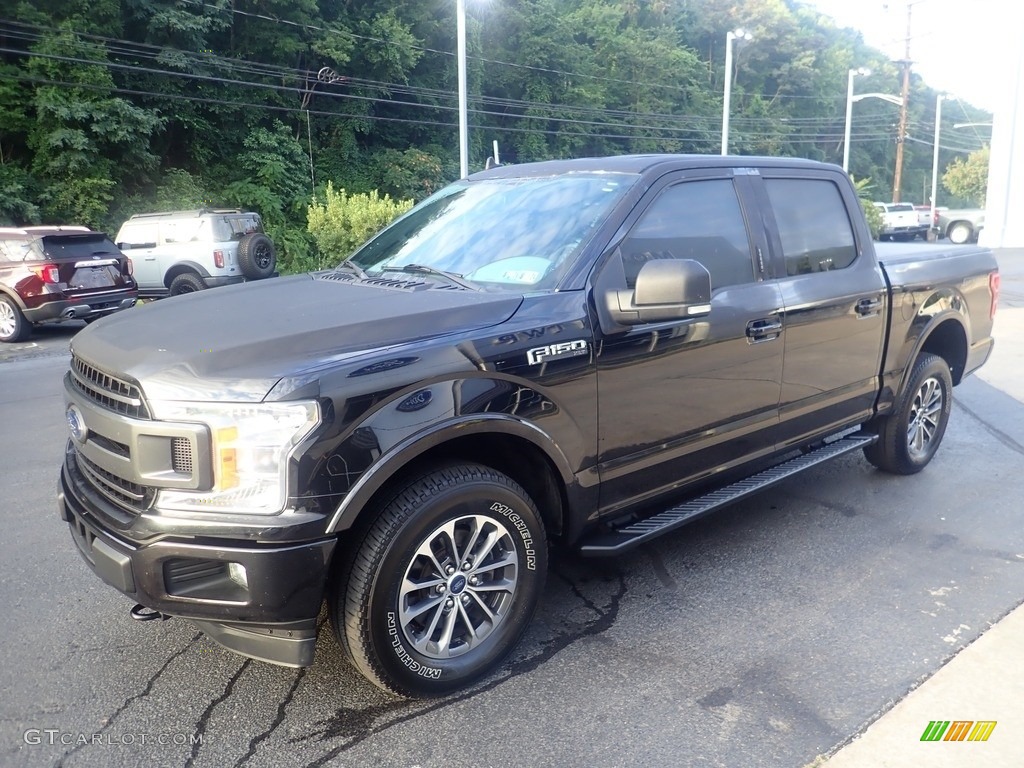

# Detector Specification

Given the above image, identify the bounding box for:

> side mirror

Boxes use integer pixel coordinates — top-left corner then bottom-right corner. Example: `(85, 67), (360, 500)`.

(604, 259), (712, 326)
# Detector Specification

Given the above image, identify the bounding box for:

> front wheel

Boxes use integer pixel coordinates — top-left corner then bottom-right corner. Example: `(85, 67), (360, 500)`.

(332, 463), (548, 698)
(864, 353), (953, 474)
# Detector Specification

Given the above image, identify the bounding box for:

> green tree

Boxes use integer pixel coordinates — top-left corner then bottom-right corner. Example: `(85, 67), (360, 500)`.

(942, 145), (989, 206)
(25, 26), (161, 227)
(307, 182), (412, 269)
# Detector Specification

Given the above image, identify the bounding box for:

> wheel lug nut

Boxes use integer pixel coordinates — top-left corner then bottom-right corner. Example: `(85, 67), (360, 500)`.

(445, 566), (455, 576)
(461, 594), (470, 604)
(437, 584), (446, 593)
(445, 598), (454, 608)
(461, 561), (472, 571)
(469, 576), (479, 586)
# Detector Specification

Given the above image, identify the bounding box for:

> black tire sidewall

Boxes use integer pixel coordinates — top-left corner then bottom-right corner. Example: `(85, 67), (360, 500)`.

(892, 355), (952, 471)
(949, 224), (971, 244)
(237, 233), (276, 279)
(362, 474), (547, 696)
(169, 273), (205, 295)
(0, 295), (28, 342)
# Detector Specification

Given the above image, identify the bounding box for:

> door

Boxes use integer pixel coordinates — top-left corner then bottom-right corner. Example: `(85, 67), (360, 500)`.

(756, 172), (888, 448)
(594, 173), (784, 516)
(116, 222), (161, 290)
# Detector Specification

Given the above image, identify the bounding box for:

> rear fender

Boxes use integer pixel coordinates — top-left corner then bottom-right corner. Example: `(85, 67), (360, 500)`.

(882, 289), (969, 408)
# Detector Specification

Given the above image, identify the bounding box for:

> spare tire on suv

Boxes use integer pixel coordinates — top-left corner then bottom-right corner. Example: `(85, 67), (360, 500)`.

(237, 232), (277, 280)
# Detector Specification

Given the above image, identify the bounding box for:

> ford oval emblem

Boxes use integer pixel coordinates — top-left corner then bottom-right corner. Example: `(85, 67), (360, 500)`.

(66, 404), (87, 443)
(396, 389), (432, 412)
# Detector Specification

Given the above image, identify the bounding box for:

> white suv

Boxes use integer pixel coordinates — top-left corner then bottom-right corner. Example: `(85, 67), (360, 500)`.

(115, 209), (277, 297)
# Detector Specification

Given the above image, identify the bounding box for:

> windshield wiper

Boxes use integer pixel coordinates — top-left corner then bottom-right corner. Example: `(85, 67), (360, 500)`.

(335, 259), (369, 279)
(377, 264), (480, 291)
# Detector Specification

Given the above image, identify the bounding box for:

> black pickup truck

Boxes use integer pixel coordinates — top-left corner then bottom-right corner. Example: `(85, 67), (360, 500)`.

(58, 155), (999, 698)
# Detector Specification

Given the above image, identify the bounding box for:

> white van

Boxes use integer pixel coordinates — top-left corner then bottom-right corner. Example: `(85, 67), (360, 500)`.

(115, 209), (277, 297)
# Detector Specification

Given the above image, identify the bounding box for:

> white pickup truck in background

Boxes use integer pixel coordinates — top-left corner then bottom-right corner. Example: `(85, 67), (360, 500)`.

(873, 202), (928, 241)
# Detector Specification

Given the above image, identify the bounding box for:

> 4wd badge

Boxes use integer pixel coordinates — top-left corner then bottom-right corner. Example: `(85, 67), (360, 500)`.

(527, 340), (589, 365)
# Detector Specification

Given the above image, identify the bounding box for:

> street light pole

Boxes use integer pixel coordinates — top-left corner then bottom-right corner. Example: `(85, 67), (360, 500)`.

(930, 93), (947, 234)
(843, 67), (870, 172)
(457, 0), (469, 178)
(721, 29), (751, 156)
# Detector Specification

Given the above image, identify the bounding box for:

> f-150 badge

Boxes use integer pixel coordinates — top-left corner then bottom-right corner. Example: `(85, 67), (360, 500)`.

(527, 340), (589, 365)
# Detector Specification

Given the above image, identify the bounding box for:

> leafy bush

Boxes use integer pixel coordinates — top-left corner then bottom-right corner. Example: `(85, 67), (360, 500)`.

(851, 175), (884, 240)
(306, 182), (413, 270)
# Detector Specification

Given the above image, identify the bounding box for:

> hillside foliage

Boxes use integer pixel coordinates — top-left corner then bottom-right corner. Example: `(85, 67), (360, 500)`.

(0, 0), (991, 270)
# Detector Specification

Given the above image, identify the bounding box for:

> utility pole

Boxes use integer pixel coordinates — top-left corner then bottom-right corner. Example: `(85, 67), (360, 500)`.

(892, 2), (914, 202)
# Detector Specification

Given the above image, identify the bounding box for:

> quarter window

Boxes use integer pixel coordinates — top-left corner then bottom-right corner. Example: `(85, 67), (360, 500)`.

(620, 179), (754, 292)
(765, 179), (857, 276)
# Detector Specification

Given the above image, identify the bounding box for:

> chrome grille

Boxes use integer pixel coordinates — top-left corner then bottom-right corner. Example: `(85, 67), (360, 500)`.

(70, 354), (150, 419)
(76, 451), (154, 514)
(171, 437), (193, 474)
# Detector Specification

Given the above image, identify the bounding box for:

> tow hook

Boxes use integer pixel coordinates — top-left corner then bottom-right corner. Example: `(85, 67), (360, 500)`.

(130, 603), (172, 622)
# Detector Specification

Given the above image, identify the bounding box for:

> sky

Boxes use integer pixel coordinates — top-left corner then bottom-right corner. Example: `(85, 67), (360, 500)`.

(804, 0), (1017, 115)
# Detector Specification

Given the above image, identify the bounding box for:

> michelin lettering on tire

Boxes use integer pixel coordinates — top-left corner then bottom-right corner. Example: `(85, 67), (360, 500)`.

(490, 501), (538, 570)
(386, 612), (442, 679)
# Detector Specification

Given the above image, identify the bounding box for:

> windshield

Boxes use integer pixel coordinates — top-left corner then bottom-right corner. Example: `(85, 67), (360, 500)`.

(348, 173), (636, 290)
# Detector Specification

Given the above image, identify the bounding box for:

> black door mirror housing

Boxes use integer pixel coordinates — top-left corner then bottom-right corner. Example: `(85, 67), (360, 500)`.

(604, 259), (712, 326)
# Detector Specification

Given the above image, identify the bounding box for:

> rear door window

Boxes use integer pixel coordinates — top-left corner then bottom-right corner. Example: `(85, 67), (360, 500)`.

(764, 178), (857, 276)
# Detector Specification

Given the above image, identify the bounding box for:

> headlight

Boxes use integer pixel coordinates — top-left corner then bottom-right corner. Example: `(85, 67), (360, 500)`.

(149, 400), (320, 515)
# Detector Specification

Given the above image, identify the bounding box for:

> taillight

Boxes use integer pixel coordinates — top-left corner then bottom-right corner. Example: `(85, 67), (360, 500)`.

(213, 250), (224, 268)
(125, 257), (134, 276)
(31, 264), (60, 284)
(989, 271), (1000, 320)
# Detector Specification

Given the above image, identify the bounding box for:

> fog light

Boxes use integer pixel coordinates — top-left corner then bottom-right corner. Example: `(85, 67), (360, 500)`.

(228, 562), (248, 590)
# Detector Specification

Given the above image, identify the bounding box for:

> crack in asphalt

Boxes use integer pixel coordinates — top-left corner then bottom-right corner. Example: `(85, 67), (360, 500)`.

(56, 631), (201, 767)
(955, 396), (1024, 457)
(293, 565), (627, 765)
(234, 667), (307, 767)
(185, 659), (252, 768)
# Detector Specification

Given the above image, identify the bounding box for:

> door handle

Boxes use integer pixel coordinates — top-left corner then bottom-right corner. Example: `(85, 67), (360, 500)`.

(746, 317), (783, 342)
(856, 297), (882, 316)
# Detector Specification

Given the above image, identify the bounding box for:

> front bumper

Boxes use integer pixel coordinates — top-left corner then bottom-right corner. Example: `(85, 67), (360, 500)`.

(58, 459), (337, 667)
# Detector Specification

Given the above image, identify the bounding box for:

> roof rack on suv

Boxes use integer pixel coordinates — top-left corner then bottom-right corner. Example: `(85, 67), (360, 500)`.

(126, 209), (243, 220)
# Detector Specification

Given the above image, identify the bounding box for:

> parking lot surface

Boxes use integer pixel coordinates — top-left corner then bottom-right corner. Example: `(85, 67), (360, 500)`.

(2, 248), (1022, 768)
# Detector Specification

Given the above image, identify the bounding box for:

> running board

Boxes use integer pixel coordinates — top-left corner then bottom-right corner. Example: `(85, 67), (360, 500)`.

(579, 434), (877, 556)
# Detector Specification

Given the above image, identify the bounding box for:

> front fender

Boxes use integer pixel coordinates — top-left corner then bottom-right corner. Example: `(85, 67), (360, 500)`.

(324, 410), (577, 533)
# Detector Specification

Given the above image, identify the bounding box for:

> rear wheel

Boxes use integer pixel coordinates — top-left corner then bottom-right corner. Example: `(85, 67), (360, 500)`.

(864, 353), (952, 474)
(0, 295), (30, 343)
(168, 272), (206, 296)
(948, 222), (973, 244)
(331, 463), (547, 698)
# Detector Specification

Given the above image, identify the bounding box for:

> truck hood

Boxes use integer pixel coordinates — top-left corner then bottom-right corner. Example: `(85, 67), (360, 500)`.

(71, 274), (523, 401)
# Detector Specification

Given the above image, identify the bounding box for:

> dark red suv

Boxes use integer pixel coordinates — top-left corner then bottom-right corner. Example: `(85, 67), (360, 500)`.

(0, 226), (138, 343)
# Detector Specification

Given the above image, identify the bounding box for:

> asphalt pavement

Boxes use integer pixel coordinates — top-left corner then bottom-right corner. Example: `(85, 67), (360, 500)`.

(0, 247), (1022, 768)
(821, 248), (1024, 768)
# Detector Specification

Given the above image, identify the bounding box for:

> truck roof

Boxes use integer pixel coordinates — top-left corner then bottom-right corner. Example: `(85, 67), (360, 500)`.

(471, 154), (837, 179)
